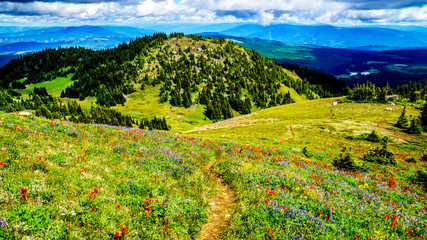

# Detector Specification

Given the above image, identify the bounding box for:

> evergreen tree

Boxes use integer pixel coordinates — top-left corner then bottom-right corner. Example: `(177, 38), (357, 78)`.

(408, 117), (423, 134)
(421, 103), (427, 131)
(396, 105), (410, 129)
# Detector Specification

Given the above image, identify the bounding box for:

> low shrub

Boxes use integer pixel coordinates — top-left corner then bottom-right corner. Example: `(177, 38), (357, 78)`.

(405, 157), (417, 163)
(363, 140), (396, 165)
(333, 149), (360, 171)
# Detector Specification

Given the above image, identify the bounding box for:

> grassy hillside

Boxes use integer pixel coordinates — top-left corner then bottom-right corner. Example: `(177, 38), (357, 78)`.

(186, 98), (425, 154)
(1, 102), (427, 239)
(0, 112), (218, 239)
(4, 35), (329, 132)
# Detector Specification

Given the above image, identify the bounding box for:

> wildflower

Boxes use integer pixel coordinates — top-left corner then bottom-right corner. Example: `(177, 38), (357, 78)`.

(20, 188), (28, 193)
(22, 193), (27, 199)
(91, 207), (95, 211)
(71, 211), (76, 216)
(121, 225), (128, 236)
(0, 217), (7, 228)
(114, 231), (120, 238)
(94, 188), (98, 193)
(67, 225), (71, 229)
(0, 161), (4, 166)
(117, 204), (121, 209)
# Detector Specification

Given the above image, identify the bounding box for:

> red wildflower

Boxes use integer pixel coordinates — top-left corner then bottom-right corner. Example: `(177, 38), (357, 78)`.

(178, 213), (181, 219)
(114, 231), (120, 238)
(22, 193), (26, 199)
(121, 225), (128, 235)
(20, 187), (28, 193)
(94, 188), (98, 193)
(268, 228), (271, 234)
(0, 161), (5, 166)
(91, 207), (95, 211)
(68, 225), (71, 229)
(117, 204), (121, 209)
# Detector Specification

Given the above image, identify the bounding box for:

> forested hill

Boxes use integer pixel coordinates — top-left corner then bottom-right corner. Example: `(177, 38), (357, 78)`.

(0, 33), (347, 121)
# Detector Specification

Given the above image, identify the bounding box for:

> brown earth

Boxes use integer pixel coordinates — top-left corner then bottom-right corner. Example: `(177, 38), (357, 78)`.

(196, 158), (237, 240)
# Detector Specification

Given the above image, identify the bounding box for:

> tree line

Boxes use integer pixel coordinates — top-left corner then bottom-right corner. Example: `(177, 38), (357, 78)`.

(0, 88), (170, 131)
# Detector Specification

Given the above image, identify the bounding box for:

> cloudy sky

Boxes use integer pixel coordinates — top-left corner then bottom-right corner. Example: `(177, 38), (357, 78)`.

(0, 0), (426, 26)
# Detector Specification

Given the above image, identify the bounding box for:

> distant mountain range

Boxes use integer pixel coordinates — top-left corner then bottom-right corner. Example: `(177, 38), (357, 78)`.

(204, 35), (427, 87)
(0, 26), (155, 52)
(0, 24), (426, 87)
(216, 24), (427, 49)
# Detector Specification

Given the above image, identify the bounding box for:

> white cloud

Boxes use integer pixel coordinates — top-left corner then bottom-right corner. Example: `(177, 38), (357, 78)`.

(258, 10), (275, 26)
(135, 0), (195, 16)
(0, 0), (425, 25)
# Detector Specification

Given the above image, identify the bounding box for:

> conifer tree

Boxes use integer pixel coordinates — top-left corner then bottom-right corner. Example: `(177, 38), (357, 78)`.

(396, 105), (410, 129)
(408, 117), (423, 134)
(421, 103), (427, 131)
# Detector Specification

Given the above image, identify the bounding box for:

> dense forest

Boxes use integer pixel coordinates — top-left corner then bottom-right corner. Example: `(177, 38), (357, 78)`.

(279, 63), (348, 97)
(0, 88), (168, 130)
(0, 33), (347, 122)
(347, 81), (427, 103)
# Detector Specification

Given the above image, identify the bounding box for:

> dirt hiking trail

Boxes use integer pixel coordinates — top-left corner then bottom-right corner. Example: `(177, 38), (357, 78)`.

(197, 158), (237, 240)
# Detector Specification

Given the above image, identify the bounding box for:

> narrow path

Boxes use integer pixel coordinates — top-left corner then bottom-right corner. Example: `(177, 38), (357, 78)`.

(197, 158), (237, 240)
(288, 121), (295, 137)
(327, 99), (334, 119)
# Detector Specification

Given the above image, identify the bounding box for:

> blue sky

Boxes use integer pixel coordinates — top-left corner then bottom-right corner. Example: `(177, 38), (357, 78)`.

(0, 0), (426, 26)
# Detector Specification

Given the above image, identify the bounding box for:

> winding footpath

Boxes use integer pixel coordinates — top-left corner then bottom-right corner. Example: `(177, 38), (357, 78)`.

(328, 99), (335, 119)
(288, 121), (295, 138)
(197, 158), (237, 240)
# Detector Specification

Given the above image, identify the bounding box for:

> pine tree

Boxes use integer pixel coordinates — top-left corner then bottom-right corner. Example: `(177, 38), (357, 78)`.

(408, 117), (423, 134)
(421, 103), (427, 131)
(396, 106), (410, 129)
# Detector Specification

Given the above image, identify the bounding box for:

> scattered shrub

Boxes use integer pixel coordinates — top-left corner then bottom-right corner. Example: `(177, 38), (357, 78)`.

(413, 168), (427, 190)
(302, 147), (312, 158)
(346, 130), (388, 143)
(407, 117), (423, 135)
(405, 157), (417, 163)
(422, 154), (427, 162)
(366, 130), (382, 142)
(396, 105), (410, 129)
(363, 140), (396, 165)
(333, 149), (360, 171)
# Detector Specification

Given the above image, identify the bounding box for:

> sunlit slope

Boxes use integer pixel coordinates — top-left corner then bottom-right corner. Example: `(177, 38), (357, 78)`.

(186, 99), (425, 153)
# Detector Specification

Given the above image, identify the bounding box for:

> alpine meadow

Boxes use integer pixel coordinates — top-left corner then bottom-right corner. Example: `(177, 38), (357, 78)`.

(0, 12), (427, 240)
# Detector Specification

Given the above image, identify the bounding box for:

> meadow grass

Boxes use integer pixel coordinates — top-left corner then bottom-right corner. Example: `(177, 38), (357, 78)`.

(16, 74), (74, 98)
(0, 112), (219, 239)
